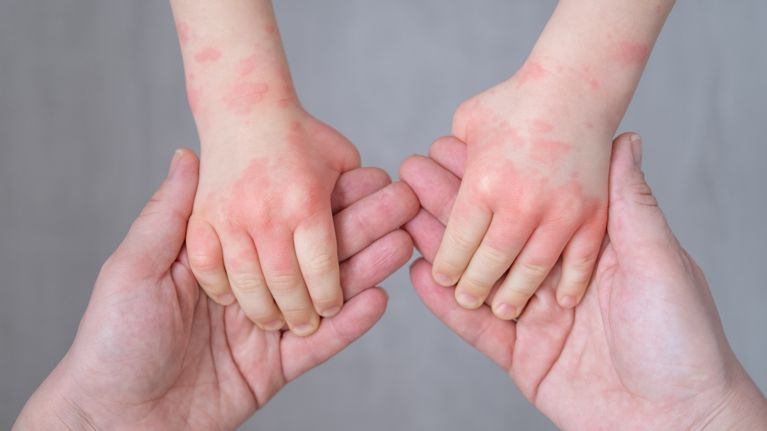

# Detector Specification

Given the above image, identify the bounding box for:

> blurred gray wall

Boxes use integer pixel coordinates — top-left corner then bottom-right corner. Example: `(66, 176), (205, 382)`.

(1, 1), (765, 429)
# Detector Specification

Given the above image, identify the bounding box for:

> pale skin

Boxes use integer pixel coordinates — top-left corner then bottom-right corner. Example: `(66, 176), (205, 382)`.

(171, 0), (361, 336)
(401, 134), (767, 430)
(433, 0), (677, 320)
(13, 149), (419, 430)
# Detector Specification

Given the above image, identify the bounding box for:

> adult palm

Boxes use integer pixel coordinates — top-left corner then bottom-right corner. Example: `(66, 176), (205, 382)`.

(402, 134), (760, 430)
(19, 150), (417, 430)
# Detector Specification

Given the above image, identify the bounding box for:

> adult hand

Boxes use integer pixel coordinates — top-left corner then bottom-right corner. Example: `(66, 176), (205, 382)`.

(14, 149), (418, 430)
(401, 134), (767, 430)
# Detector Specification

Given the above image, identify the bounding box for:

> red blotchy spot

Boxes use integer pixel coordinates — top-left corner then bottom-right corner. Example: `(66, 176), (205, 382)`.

(195, 47), (222, 63)
(223, 82), (270, 115)
(515, 61), (547, 89)
(589, 79), (600, 90)
(586, 122), (595, 130)
(531, 138), (572, 163)
(186, 82), (200, 116)
(265, 24), (277, 35)
(239, 54), (259, 77)
(615, 41), (650, 66)
(176, 21), (191, 47)
(531, 119), (554, 134)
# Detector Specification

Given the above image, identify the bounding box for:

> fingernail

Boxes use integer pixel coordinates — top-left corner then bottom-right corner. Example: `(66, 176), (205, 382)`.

(456, 293), (481, 309)
(559, 295), (576, 309)
(320, 305), (342, 318)
(494, 303), (518, 320)
(434, 273), (454, 286)
(629, 134), (642, 167)
(261, 319), (284, 332)
(292, 322), (317, 337)
(216, 292), (235, 306)
(169, 148), (185, 176)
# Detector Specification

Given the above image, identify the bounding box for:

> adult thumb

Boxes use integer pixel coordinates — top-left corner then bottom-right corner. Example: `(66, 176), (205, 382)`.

(112, 148), (199, 277)
(607, 133), (679, 260)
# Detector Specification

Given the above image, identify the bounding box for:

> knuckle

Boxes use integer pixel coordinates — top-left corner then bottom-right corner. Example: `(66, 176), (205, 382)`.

(445, 228), (477, 253)
(189, 250), (221, 273)
(306, 252), (337, 274)
(231, 275), (267, 293)
(477, 245), (510, 268)
(267, 273), (303, 294)
(458, 276), (492, 295)
(517, 262), (550, 284)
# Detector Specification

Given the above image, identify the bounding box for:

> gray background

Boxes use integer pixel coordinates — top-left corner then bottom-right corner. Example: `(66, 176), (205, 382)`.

(1, 1), (765, 429)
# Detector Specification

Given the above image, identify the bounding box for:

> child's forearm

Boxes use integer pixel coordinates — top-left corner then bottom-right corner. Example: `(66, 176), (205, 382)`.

(516, 0), (675, 135)
(170, 0), (298, 144)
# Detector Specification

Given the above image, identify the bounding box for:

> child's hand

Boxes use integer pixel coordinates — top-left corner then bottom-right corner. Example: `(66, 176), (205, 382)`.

(433, 67), (610, 320)
(187, 108), (360, 336)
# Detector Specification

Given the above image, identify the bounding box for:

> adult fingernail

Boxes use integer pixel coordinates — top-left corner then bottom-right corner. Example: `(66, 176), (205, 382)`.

(630, 134), (643, 168)
(494, 303), (518, 320)
(169, 148), (185, 177)
(559, 295), (576, 309)
(434, 273), (454, 286)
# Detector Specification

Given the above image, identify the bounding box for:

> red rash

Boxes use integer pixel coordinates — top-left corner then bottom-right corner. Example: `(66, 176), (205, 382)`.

(515, 61), (547, 89)
(614, 41), (650, 66)
(223, 82), (270, 115)
(195, 47), (222, 64)
(239, 54), (260, 77)
(589, 79), (600, 90)
(531, 138), (571, 163)
(531, 119), (554, 134)
(176, 21), (191, 47)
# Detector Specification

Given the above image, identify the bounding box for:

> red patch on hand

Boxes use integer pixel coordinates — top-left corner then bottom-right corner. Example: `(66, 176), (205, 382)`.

(514, 61), (548, 89)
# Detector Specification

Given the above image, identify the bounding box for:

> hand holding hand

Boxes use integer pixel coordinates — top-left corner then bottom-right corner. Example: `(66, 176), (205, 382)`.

(402, 134), (767, 430)
(14, 149), (417, 431)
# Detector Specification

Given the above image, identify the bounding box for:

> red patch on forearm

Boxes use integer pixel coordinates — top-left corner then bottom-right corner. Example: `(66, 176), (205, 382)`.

(614, 41), (650, 66)
(223, 82), (270, 115)
(194, 47), (222, 64)
(176, 21), (191, 47)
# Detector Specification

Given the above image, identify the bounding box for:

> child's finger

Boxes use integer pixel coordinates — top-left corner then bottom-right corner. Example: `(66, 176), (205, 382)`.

(257, 229), (320, 337)
(491, 224), (575, 320)
(331, 167), (391, 213)
(556, 222), (605, 308)
(186, 218), (234, 305)
(294, 210), (343, 318)
(455, 217), (534, 309)
(220, 230), (283, 331)
(432, 191), (492, 287)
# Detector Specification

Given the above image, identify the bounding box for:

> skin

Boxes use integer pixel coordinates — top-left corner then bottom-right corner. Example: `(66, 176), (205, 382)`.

(432, 0), (677, 320)
(13, 149), (418, 430)
(401, 134), (767, 430)
(170, 0), (360, 336)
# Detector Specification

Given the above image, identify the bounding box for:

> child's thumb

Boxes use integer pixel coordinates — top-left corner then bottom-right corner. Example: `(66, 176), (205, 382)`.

(114, 149), (199, 276)
(607, 133), (678, 258)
